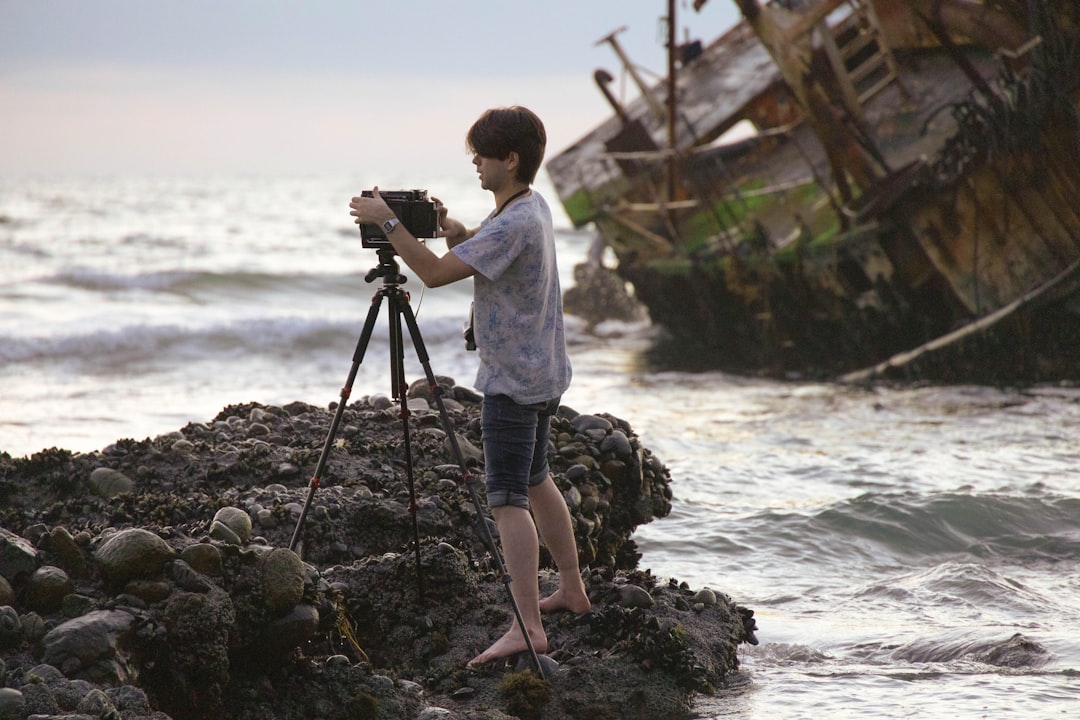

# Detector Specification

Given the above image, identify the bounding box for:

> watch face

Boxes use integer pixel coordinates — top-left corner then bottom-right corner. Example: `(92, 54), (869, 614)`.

(383, 218), (397, 232)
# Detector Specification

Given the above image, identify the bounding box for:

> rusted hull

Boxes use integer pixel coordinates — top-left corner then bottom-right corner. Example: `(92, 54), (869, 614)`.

(547, 1), (1080, 382)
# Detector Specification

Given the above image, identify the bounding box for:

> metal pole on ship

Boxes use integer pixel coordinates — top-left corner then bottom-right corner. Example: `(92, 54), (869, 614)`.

(666, 0), (678, 205)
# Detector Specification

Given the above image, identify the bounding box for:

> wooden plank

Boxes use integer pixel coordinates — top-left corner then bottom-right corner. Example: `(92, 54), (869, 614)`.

(781, 0), (850, 43)
(840, 257), (1080, 383)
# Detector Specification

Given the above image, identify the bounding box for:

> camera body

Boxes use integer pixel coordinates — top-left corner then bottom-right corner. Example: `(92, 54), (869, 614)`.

(359, 189), (440, 249)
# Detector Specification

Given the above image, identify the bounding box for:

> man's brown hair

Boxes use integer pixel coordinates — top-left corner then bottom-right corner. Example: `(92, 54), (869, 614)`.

(466, 106), (547, 184)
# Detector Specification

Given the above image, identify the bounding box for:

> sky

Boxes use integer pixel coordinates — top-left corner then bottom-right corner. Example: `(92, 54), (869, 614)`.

(0, 0), (743, 178)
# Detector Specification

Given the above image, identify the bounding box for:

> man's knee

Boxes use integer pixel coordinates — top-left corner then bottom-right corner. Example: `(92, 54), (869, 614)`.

(528, 468), (550, 488)
(487, 488), (530, 510)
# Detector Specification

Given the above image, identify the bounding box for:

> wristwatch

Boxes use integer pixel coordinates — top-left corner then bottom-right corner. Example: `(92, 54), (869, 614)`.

(381, 218), (400, 234)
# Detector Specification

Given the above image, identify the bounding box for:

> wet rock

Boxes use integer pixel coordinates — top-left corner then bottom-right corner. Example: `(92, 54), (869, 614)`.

(453, 433), (484, 464)
(179, 542), (223, 576)
(570, 413), (613, 434)
(0, 577), (12, 607)
(261, 603), (319, 652)
(105, 685), (154, 715)
(0, 687), (24, 720)
(0, 607), (20, 649)
(48, 526), (87, 578)
(693, 588), (718, 607)
(41, 609), (141, 683)
(210, 505), (252, 544)
(168, 559), (211, 593)
(23, 566), (73, 614)
(563, 261), (647, 328)
(18, 612), (45, 644)
(259, 548), (305, 615)
(0, 528), (38, 582)
(209, 520), (242, 545)
(89, 466), (135, 498)
(121, 578), (173, 604)
(980, 633), (1050, 668)
(617, 583), (655, 609)
(77, 687), (118, 716)
(0, 397), (754, 720)
(95, 529), (176, 588)
(600, 429), (633, 458)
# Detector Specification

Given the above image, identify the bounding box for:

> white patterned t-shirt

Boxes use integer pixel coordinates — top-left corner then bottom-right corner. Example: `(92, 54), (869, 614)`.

(450, 191), (572, 404)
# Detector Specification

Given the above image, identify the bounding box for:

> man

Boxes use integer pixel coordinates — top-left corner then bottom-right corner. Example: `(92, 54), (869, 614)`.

(348, 106), (591, 665)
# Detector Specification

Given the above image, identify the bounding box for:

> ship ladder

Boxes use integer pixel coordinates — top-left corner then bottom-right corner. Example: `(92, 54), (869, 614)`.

(820, 0), (908, 111)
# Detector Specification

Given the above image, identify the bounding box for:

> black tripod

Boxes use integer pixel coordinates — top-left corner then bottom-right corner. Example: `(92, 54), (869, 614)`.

(289, 247), (543, 675)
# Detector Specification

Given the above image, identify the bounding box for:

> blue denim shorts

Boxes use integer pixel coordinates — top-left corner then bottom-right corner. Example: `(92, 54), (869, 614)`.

(481, 394), (560, 509)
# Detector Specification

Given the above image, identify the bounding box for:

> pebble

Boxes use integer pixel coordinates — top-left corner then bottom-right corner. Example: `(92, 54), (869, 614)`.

(88, 467), (135, 498)
(693, 588), (718, 607)
(369, 394), (394, 410)
(48, 527), (87, 578)
(0, 607), (20, 649)
(0, 687), (24, 719)
(262, 604), (319, 652)
(571, 414), (613, 433)
(256, 508), (278, 528)
(120, 579), (172, 604)
(95, 528), (176, 588)
(18, 612), (45, 644)
(248, 422), (271, 436)
(514, 652), (560, 679)
(77, 687), (117, 716)
(209, 520), (242, 545)
(617, 584), (655, 609)
(171, 438), (195, 453)
(24, 566), (72, 614)
(41, 610), (140, 683)
(600, 430), (633, 457)
(168, 559), (211, 593)
(212, 505), (253, 542)
(260, 548), (306, 615)
(276, 462), (301, 479)
(0, 527), (40, 579)
(563, 485), (583, 512)
(179, 543), (223, 576)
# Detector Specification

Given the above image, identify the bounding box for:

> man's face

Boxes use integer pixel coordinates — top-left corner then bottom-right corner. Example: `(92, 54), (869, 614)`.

(472, 153), (515, 192)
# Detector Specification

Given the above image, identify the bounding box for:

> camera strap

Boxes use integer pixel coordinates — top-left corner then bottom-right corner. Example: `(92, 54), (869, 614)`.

(494, 188), (529, 218)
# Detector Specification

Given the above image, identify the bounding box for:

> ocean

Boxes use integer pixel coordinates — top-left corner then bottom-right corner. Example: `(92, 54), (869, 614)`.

(2, 175), (1078, 718)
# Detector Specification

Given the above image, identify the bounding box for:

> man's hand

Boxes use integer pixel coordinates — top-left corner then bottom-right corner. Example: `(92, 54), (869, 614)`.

(348, 186), (396, 228)
(438, 216), (470, 248)
(432, 196), (472, 248)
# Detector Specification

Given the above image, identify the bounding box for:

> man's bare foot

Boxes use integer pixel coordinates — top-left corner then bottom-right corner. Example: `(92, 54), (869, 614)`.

(539, 587), (592, 614)
(469, 626), (548, 666)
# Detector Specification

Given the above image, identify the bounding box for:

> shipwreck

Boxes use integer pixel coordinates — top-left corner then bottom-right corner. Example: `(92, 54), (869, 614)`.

(547, 0), (1080, 383)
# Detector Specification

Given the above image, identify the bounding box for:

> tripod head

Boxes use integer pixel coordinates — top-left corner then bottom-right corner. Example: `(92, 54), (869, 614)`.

(365, 247), (407, 285)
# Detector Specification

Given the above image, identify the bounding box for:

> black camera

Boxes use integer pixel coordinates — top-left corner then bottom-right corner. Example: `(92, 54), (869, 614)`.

(359, 189), (440, 248)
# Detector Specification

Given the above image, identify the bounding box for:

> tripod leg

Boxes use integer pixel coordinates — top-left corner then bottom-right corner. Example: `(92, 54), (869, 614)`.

(398, 297), (545, 676)
(387, 290), (426, 605)
(289, 291), (385, 553)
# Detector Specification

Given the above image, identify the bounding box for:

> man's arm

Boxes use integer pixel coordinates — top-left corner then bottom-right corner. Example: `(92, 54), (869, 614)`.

(349, 188), (475, 288)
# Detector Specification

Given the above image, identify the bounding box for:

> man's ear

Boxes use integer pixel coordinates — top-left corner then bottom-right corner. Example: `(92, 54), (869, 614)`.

(506, 151), (519, 170)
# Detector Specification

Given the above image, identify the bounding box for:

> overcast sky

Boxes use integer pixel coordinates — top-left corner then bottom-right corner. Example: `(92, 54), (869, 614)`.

(0, 1), (743, 178)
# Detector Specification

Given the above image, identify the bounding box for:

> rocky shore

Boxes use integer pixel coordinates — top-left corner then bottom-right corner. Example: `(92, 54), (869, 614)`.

(0, 378), (757, 720)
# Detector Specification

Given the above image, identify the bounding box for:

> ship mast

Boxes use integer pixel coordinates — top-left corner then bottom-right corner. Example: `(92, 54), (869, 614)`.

(665, 0), (678, 204)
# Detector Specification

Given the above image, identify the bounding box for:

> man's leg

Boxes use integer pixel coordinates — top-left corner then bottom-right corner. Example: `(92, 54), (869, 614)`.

(531, 476), (592, 614)
(470, 505), (547, 664)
